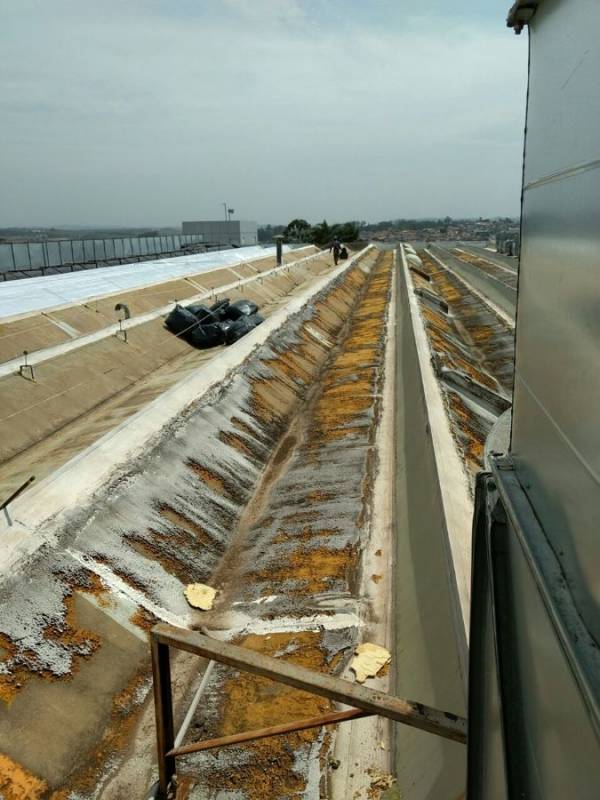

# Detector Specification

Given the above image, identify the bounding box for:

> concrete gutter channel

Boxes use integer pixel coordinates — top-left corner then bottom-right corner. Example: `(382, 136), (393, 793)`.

(0, 246), (402, 798)
(427, 244), (517, 320)
(388, 244), (516, 798)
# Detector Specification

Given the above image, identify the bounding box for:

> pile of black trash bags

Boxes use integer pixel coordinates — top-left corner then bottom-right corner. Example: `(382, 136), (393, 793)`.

(165, 298), (264, 349)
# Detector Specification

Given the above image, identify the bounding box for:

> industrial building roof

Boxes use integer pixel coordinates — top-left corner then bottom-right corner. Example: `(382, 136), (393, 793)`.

(0, 245), (285, 320)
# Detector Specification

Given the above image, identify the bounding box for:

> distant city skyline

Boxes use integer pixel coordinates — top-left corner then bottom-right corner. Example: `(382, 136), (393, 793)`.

(1, 0), (528, 227)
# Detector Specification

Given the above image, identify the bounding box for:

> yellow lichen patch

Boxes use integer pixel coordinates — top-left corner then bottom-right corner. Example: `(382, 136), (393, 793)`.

(250, 545), (355, 594)
(0, 753), (48, 800)
(198, 631), (343, 799)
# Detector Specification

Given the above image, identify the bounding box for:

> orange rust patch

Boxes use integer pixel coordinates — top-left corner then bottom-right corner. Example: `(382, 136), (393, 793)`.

(129, 606), (158, 633)
(186, 461), (228, 494)
(158, 504), (218, 549)
(0, 572), (105, 705)
(0, 753), (48, 800)
(371, 574), (383, 584)
(125, 527), (209, 585)
(91, 554), (150, 595)
(305, 489), (335, 503)
(230, 416), (257, 437)
(219, 430), (256, 459)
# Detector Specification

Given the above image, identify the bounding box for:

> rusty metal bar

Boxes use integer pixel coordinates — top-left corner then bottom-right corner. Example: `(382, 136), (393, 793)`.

(0, 476), (35, 511)
(151, 636), (176, 799)
(152, 624), (467, 744)
(168, 708), (371, 757)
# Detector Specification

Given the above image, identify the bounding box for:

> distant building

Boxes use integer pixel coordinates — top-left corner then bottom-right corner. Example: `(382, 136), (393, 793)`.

(182, 220), (258, 247)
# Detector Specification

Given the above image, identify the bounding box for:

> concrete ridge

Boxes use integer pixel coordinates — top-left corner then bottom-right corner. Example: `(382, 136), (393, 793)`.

(400, 245), (472, 680)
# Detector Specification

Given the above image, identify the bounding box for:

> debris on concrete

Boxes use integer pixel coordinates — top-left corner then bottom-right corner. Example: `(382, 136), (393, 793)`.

(350, 643), (391, 683)
(185, 583), (217, 610)
(367, 768), (397, 793)
(165, 297), (264, 350)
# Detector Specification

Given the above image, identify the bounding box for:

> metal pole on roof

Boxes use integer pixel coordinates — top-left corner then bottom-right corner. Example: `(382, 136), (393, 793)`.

(223, 202), (228, 221)
(275, 235), (284, 266)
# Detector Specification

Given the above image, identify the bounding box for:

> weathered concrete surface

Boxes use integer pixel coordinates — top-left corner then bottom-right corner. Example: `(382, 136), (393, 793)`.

(0, 247), (396, 798)
(392, 257), (467, 800)
(454, 244), (518, 274)
(0, 249), (332, 499)
(169, 251), (395, 799)
(410, 249), (514, 485)
(428, 245), (517, 320)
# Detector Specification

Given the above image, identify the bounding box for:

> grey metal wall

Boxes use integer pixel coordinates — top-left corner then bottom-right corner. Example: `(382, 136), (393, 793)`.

(239, 220), (258, 245)
(182, 220), (257, 246)
(469, 468), (600, 799)
(0, 234), (203, 275)
(511, 0), (600, 644)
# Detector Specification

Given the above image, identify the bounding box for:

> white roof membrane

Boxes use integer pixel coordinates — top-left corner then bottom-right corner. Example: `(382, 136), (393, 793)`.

(0, 245), (289, 320)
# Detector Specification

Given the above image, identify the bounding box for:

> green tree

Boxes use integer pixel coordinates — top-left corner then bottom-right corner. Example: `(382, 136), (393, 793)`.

(283, 218), (312, 243)
(311, 220), (332, 246)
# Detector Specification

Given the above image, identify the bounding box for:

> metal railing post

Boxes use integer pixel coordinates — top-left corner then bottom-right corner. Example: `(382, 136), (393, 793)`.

(151, 635), (176, 798)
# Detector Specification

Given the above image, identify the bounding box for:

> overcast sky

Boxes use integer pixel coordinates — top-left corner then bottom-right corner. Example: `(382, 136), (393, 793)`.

(0, 0), (528, 227)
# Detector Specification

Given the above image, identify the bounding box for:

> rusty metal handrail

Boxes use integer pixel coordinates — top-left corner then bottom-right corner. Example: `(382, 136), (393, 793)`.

(0, 475), (35, 511)
(150, 623), (467, 798)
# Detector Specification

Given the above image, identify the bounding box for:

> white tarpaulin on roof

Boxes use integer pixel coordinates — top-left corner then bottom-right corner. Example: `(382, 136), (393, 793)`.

(0, 245), (288, 320)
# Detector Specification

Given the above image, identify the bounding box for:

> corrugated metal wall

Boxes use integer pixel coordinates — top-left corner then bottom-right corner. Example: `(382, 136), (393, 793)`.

(511, 0), (600, 644)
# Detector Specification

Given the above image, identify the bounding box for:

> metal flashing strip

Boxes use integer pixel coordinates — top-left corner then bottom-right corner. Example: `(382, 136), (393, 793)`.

(524, 157), (600, 192)
(490, 458), (600, 735)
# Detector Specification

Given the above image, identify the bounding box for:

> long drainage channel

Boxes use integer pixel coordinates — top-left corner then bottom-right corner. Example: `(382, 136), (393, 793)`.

(162, 249), (395, 799)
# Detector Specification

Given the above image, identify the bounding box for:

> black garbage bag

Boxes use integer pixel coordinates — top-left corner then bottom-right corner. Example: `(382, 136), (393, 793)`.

(187, 323), (225, 349)
(225, 299), (259, 320)
(217, 318), (235, 337)
(165, 304), (199, 336)
(186, 303), (219, 324)
(224, 313), (264, 345)
(210, 298), (230, 320)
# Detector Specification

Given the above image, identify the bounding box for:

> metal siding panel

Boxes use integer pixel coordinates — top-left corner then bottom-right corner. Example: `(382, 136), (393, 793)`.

(523, 0), (600, 185)
(506, 522), (600, 799)
(0, 245), (15, 273)
(512, 0), (600, 641)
